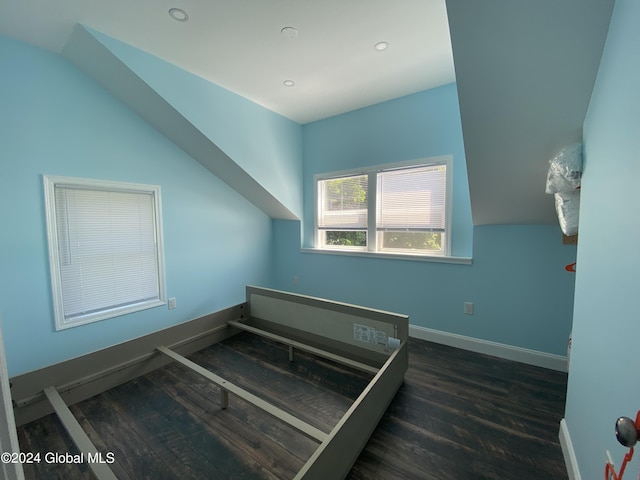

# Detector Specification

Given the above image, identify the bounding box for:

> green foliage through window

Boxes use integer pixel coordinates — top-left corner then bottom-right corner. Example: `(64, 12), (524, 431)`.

(325, 231), (367, 247)
(380, 231), (441, 251)
(325, 177), (367, 210)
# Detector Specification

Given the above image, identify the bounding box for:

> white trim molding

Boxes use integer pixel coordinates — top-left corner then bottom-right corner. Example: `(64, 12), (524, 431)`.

(300, 247), (472, 265)
(559, 419), (581, 480)
(0, 317), (25, 480)
(409, 324), (568, 372)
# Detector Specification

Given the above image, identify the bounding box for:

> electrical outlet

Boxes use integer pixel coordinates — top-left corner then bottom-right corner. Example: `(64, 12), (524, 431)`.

(464, 302), (474, 315)
(168, 297), (176, 310)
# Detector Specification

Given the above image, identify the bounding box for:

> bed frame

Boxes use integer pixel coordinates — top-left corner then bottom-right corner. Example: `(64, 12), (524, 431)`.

(10, 286), (409, 480)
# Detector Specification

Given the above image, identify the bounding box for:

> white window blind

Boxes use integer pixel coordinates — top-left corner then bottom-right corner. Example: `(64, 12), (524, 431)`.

(317, 174), (368, 231)
(376, 165), (446, 232)
(44, 176), (166, 330)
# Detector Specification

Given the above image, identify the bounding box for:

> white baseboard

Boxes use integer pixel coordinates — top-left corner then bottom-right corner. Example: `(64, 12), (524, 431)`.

(559, 418), (581, 480)
(409, 325), (568, 372)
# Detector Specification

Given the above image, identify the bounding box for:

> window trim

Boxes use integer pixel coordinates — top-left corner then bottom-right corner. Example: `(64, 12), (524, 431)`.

(316, 173), (369, 251)
(314, 156), (453, 257)
(300, 246), (472, 265)
(43, 175), (167, 330)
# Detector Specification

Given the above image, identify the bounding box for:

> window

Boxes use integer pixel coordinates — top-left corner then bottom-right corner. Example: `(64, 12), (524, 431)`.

(317, 174), (368, 249)
(43, 176), (166, 330)
(315, 157), (451, 257)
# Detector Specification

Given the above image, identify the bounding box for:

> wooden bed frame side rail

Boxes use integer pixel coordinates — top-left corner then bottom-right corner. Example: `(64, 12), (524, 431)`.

(11, 303), (245, 426)
(296, 341), (408, 480)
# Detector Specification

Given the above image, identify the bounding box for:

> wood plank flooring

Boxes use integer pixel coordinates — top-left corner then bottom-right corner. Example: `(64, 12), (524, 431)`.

(347, 339), (568, 480)
(16, 333), (568, 479)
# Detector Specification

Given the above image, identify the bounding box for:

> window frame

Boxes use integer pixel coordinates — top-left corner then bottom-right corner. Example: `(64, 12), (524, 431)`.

(43, 175), (167, 330)
(316, 173), (369, 251)
(314, 156), (453, 257)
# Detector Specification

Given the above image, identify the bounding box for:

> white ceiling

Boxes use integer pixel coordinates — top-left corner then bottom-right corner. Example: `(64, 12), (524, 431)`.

(0, 0), (455, 124)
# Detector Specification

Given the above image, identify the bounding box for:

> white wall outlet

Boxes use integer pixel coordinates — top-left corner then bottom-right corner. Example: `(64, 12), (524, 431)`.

(168, 297), (176, 310)
(464, 302), (474, 315)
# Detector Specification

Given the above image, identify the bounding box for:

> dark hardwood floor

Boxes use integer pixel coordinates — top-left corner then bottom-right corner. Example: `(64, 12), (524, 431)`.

(347, 340), (568, 480)
(17, 333), (568, 480)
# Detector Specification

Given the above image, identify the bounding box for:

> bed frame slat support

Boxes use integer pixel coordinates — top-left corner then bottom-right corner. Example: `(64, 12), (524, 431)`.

(227, 320), (379, 374)
(156, 346), (327, 443)
(43, 386), (118, 480)
(220, 388), (229, 409)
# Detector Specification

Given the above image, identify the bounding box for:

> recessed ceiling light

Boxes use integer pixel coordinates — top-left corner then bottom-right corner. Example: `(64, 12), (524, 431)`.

(281, 27), (299, 39)
(374, 41), (389, 52)
(283, 80), (295, 87)
(169, 8), (189, 22)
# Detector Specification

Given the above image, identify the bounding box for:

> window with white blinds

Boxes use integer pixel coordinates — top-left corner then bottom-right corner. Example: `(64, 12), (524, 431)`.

(44, 176), (166, 330)
(316, 157), (451, 256)
(317, 174), (368, 249)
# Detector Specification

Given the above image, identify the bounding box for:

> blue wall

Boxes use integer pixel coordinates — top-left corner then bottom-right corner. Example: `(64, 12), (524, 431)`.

(274, 221), (576, 356)
(274, 84), (577, 356)
(0, 36), (274, 376)
(85, 27), (303, 220)
(564, 0), (640, 477)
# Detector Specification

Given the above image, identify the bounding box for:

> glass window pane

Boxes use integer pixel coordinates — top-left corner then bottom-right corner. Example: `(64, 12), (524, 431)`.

(324, 231), (367, 247)
(378, 231), (443, 253)
(318, 175), (368, 230)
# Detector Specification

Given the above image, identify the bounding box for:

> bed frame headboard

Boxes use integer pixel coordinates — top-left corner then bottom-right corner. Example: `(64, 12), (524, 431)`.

(245, 286), (408, 362)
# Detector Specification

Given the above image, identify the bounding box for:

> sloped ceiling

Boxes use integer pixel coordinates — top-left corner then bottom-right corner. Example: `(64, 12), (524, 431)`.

(0, 0), (616, 225)
(62, 25), (300, 220)
(446, 0), (615, 225)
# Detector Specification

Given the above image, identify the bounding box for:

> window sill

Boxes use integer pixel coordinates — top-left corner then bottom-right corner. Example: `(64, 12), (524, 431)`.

(300, 248), (472, 265)
(56, 299), (166, 330)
